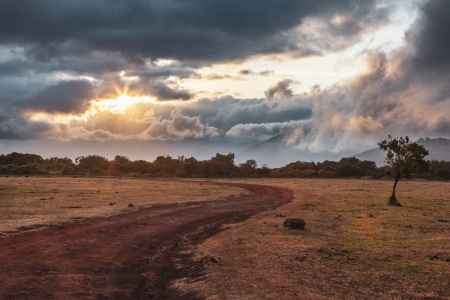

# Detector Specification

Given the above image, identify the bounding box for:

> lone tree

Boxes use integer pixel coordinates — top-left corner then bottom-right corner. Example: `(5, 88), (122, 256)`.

(378, 136), (429, 206)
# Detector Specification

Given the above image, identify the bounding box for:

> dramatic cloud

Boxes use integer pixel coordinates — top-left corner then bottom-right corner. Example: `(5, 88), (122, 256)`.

(0, 0), (449, 166)
(233, 0), (449, 158)
(226, 120), (308, 142)
(41, 104), (219, 142)
(131, 64), (196, 80)
(0, 0), (387, 141)
(148, 81), (193, 101)
(264, 79), (298, 99)
(184, 97), (312, 131)
(0, 0), (382, 62)
(0, 114), (50, 140)
(407, 0), (450, 73)
(24, 80), (95, 113)
(141, 108), (220, 140)
(278, 50), (450, 155)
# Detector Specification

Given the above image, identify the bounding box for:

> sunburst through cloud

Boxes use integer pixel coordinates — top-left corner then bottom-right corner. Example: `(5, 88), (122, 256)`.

(0, 0), (448, 165)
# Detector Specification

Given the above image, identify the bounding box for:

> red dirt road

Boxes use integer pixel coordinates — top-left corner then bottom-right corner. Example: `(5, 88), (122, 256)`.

(0, 182), (293, 299)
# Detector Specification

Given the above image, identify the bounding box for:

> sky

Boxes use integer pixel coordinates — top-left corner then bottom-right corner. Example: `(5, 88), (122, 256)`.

(1, 0), (449, 166)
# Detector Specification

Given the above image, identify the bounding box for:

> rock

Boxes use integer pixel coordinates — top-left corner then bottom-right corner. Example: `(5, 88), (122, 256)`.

(283, 218), (306, 230)
(128, 204), (134, 208)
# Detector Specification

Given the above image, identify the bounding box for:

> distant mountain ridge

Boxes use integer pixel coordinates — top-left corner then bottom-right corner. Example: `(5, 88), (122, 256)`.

(238, 136), (450, 167)
(237, 134), (301, 167)
(236, 133), (348, 167)
(355, 137), (450, 165)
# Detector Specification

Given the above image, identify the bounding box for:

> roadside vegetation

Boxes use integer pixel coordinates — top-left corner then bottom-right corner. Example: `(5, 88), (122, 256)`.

(1, 151), (449, 180)
(1, 137), (447, 298)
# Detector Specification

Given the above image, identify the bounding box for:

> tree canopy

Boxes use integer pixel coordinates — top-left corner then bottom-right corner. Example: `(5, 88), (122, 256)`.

(0, 145), (446, 181)
(378, 136), (429, 206)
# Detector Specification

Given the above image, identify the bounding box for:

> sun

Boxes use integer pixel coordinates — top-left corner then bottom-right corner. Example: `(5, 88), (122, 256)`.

(26, 94), (158, 125)
(92, 94), (157, 115)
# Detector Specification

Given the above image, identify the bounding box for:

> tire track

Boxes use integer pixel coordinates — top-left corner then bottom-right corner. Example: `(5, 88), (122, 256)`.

(0, 181), (293, 299)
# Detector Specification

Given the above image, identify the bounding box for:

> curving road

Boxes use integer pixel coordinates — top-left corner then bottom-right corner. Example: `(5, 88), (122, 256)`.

(0, 182), (293, 299)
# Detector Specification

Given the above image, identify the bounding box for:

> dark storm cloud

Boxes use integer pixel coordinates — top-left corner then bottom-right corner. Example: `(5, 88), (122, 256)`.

(0, 0), (380, 62)
(219, 0), (450, 154)
(407, 0), (450, 73)
(181, 97), (312, 132)
(0, 0), (387, 141)
(201, 0), (450, 150)
(276, 0), (450, 153)
(148, 81), (193, 101)
(264, 79), (298, 99)
(131, 63), (196, 80)
(0, 59), (30, 77)
(0, 78), (96, 139)
(5, 0), (448, 148)
(24, 80), (95, 113)
(273, 50), (450, 155)
(0, 51), (135, 77)
(0, 112), (51, 139)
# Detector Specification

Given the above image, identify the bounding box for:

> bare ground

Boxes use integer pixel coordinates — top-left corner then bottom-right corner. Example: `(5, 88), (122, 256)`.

(0, 177), (249, 234)
(0, 181), (293, 299)
(189, 179), (450, 299)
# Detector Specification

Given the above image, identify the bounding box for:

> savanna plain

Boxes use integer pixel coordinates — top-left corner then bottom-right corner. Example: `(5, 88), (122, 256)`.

(0, 176), (449, 299)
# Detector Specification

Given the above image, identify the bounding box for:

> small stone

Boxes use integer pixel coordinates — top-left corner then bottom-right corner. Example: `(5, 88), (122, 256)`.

(128, 204), (134, 208)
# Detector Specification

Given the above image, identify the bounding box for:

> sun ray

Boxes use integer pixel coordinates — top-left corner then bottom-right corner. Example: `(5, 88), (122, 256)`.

(25, 93), (157, 127)
(90, 94), (157, 115)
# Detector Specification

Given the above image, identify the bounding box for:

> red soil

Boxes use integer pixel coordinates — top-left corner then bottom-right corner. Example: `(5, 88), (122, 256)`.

(0, 182), (293, 299)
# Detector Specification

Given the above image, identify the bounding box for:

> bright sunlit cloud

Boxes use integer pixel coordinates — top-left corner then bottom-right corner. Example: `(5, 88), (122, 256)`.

(182, 53), (365, 99)
(26, 94), (158, 126)
(2, 0), (450, 166)
(90, 94), (157, 115)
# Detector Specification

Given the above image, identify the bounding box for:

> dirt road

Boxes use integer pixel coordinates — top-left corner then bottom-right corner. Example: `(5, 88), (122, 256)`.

(0, 182), (293, 299)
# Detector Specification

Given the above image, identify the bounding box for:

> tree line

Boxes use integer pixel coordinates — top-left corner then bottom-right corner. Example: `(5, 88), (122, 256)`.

(0, 151), (449, 180)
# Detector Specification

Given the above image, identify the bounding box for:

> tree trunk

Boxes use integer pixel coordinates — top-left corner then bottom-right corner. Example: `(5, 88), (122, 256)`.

(388, 175), (401, 206)
(391, 178), (398, 198)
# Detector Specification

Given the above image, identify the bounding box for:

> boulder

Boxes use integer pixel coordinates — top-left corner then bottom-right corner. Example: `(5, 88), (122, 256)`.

(283, 218), (306, 230)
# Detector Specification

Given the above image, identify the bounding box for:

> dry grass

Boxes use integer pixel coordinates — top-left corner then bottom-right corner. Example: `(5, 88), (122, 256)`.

(0, 176), (249, 234)
(188, 179), (450, 299)
(1, 176), (448, 298)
